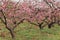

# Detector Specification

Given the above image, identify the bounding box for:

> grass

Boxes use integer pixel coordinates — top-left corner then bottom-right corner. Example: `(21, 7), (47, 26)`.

(0, 21), (60, 40)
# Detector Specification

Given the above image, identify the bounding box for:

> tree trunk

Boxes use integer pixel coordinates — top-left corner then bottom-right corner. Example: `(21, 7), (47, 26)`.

(9, 29), (15, 38)
(6, 26), (15, 39)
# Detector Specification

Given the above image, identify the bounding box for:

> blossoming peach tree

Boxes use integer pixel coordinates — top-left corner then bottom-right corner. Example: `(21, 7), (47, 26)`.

(0, 0), (60, 38)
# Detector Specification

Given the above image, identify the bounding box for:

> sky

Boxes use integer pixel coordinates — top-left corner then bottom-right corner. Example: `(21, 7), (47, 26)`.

(11, 0), (42, 2)
(10, 0), (60, 4)
(0, 0), (60, 3)
(0, 0), (60, 5)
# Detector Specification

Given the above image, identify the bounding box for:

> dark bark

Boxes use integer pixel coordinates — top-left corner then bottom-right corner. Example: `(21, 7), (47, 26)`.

(38, 22), (44, 29)
(48, 22), (55, 28)
(6, 26), (15, 38)
(12, 18), (25, 30)
(9, 29), (15, 38)
(57, 20), (60, 25)
(43, 0), (56, 8)
(0, 9), (15, 38)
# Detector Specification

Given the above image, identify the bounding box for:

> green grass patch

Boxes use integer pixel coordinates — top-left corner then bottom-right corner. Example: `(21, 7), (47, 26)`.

(0, 22), (60, 40)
